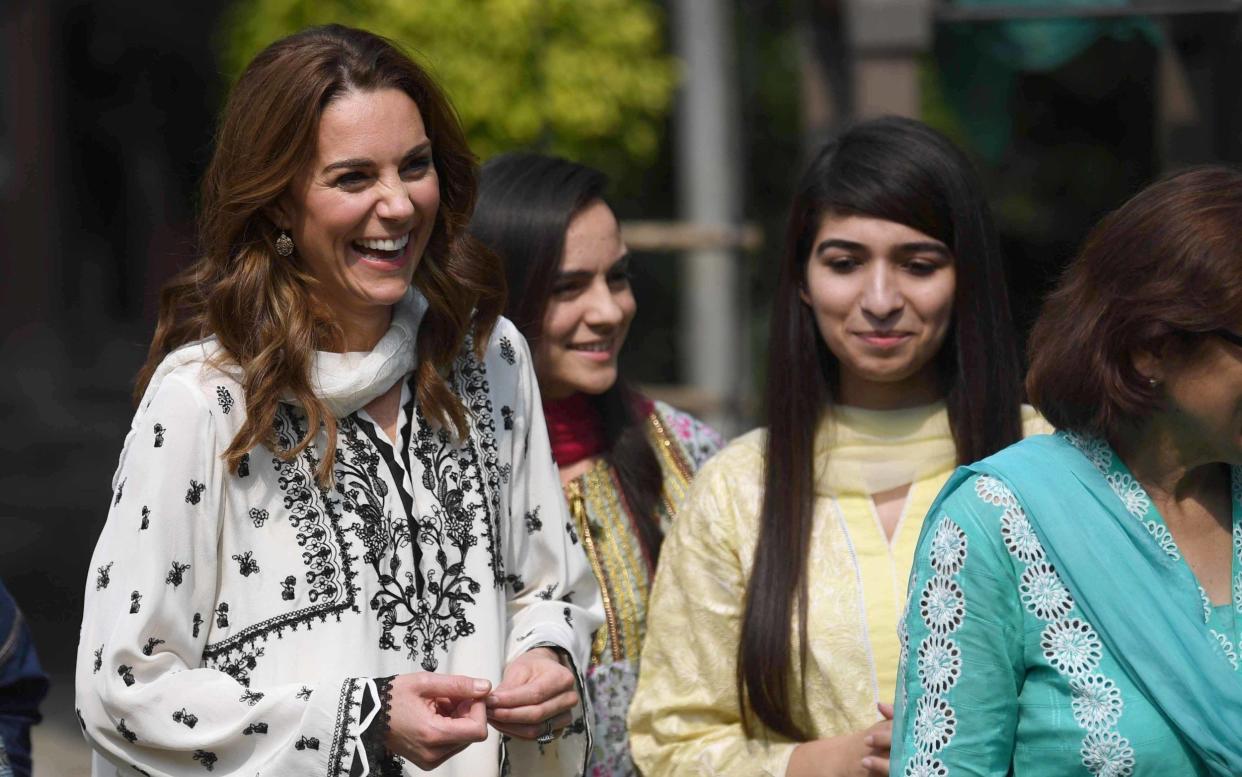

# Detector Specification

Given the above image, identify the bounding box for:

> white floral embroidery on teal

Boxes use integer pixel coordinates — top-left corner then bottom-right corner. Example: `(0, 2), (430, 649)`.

(1000, 506), (1044, 563)
(973, 475), (1018, 507)
(919, 577), (966, 636)
(1041, 618), (1103, 677)
(1234, 573), (1242, 616)
(1199, 586), (1213, 624)
(913, 694), (956, 754)
(1141, 521), (1180, 561)
(1080, 730), (1136, 777)
(904, 755), (949, 777)
(1233, 519), (1242, 561)
(929, 519), (968, 576)
(1020, 562), (1075, 621)
(1070, 674), (1123, 732)
(1211, 629), (1239, 670)
(1104, 471), (1150, 519)
(917, 636), (962, 695)
(1062, 431), (1112, 473)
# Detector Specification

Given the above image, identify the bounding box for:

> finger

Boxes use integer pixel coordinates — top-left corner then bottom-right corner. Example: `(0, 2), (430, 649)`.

(877, 701), (895, 720)
(862, 755), (890, 775)
(486, 671), (575, 710)
(488, 711), (574, 741)
(485, 689), (579, 724)
(427, 712), (489, 745)
(865, 728), (892, 749)
(413, 673), (492, 701)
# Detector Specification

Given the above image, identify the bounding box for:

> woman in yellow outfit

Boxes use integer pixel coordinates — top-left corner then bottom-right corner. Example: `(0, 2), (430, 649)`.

(628, 117), (1050, 777)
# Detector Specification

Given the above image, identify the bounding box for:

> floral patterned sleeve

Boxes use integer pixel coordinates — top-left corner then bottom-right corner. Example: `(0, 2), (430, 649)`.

(891, 474), (1025, 777)
(652, 401), (724, 470)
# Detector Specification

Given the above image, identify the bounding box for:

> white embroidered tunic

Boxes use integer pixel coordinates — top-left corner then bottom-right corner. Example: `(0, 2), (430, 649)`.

(75, 292), (604, 777)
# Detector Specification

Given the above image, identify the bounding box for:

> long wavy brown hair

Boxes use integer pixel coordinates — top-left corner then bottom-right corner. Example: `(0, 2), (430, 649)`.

(135, 24), (503, 485)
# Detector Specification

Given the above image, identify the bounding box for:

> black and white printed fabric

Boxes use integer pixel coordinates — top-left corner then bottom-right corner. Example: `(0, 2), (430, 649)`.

(76, 290), (603, 777)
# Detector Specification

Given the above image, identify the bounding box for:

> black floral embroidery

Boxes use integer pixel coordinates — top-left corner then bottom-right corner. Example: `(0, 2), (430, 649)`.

(238, 452), (250, 478)
(116, 718), (137, 743)
(93, 646), (103, 673)
(563, 607), (573, 627)
(451, 339), (506, 586)
(215, 602), (229, 628)
(166, 561), (191, 588)
(232, 551), (260, 577)
(239, 688), (265, 706)
(523, 507), (543, 534)
(242, 722), (268, 735)
(296, 686), (313, 700)
(565, 520), (579, 545)
(117, 664), (135, 686)
(192, 613), (203, 638)
(114, 478), (126, 506)
(216, 386), (235, 414)
(142, 638), (165, 656)
(535, 584), (557, 600)
(95, 562), (114, 591)
(295, 736), (320, 751)
(501, 405), (514, 431)
(499, 336), (516, 365)
(505, 573), (525, 594)
(216, 645), (264, 687)
(193, 749), (217, 771)
(248, 507), (268, 527)
(129, 590), (142, 614)
(185, 480), (206, 505)
(153, 423), (165, 447)
(172, 708), (198, 728)
(140, 506), (150, 530)
(281, 575), (297, 600)
(560, 589), (575, 604)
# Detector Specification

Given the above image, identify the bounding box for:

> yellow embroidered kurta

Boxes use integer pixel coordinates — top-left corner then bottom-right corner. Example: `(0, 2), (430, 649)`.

(628, 403), (1050, 777)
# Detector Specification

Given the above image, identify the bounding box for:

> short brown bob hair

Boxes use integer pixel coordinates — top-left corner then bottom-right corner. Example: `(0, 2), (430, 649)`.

(1027, 165), (1242, 438)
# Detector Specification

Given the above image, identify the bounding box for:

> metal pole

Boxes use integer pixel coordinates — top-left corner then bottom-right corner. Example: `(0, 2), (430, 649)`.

(671, 0), (742, 432)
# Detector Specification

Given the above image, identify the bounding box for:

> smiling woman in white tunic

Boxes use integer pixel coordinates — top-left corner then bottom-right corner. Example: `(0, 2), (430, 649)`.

(75, 24), (601, 777)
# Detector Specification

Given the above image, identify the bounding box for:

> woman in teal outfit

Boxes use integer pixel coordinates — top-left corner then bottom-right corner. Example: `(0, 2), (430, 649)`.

(892, 166), (1242, 776)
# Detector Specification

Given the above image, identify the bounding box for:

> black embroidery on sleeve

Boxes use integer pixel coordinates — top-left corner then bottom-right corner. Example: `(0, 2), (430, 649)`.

(93, 646), (103, 673)
(297, 686), (313, 700)
(281, 575), (297, 600)
(96, 562), (114, 591)
(563, 607), (573, 627)
(118, 664), (135, 686)
(116, 718), (138, 743)
(129, 591), (142, 614)
(114, 478), (126, 506)
(565, 520), (579, 545)
(501, 405), (514, 430)
(192, 749), (217, 771)
(140, 506), (150, 530)
(239, 689), (265, 706)
(248, 507), (268, 527)
(523, 508), (543, 534)
(215, 602), (229, 627)
(295, 736), (320, 751)
(499, 336), (516, 365)
(238, 452), (250, 478)
(232, 551), (260, 577)
(172, 708), (199, 728)
(216, 386), (235, 414)
(153, 423), (165, 447)
(243, 722), (268, 735)
(142, 638), (165, 656)
(166, 561), (191, 588)
(192, 613), (203, 638)
(185, 480), (206, 505)
(535, 584), (557, 600)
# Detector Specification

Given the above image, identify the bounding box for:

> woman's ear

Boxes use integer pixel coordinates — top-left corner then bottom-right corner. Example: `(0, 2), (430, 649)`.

(1132, 346), (1165, 386)
(265, 195), (295, 232)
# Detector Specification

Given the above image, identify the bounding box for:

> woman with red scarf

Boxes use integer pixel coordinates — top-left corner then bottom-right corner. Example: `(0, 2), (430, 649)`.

(469, 153), (723, 776)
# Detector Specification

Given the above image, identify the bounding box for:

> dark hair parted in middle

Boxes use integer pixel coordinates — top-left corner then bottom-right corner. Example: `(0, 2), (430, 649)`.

(740, 116), (1025, 739)
(470, 152), (666, 562)
(1027, 164), (1242, 440)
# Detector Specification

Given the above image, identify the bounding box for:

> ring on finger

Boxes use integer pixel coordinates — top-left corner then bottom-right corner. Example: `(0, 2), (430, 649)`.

(536, 718), (555, 745)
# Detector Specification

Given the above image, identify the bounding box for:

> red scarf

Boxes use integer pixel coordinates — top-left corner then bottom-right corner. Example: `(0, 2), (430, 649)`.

(543, 393), (606, 468)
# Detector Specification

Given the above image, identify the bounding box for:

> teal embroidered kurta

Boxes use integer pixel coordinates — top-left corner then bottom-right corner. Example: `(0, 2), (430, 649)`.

(893, 433), (1242, 776)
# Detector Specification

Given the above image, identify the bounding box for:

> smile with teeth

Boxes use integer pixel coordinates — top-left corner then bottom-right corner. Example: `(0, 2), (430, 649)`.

(569, 341), (613, 352)
(352, 232), (411, 255)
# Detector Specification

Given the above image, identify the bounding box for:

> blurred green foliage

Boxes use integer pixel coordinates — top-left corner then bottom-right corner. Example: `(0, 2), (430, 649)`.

(217, 0), (677, 178)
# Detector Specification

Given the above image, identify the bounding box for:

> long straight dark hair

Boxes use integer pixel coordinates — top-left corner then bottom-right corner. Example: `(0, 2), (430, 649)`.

(739, 116), (1023, 739)
(469, 152), (666, 562)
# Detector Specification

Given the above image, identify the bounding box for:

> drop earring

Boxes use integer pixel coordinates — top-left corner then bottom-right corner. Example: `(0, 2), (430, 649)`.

(275, 230), (294, 257)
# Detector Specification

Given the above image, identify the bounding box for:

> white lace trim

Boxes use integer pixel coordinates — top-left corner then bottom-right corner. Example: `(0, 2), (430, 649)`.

(912, 514), (967, 762)
(985, 475), (1135, 777)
